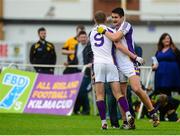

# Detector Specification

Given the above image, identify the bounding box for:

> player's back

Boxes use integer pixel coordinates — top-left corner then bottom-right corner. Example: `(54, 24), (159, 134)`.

(90, 25), (115, 64)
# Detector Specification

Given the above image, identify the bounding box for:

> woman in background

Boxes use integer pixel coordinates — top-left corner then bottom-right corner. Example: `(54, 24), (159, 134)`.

(152, 33), (180, 96)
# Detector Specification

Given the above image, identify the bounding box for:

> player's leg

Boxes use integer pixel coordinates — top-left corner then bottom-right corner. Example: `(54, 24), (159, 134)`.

(120, 61), (160, 127)
(105, 83), (120, 128)
(119, 82), (131, 129)
(118, 71), (131, 129)
(93, 63), (108, 129)
(129, 75), (153, 110)
(94, 82), (107, 129)
(129, 75), (160, 127)
(110, 81), (135, 128)
(106, 64), (135, 128)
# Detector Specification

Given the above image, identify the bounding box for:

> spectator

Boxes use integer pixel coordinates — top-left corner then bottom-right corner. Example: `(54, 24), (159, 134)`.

(30, 27), (56, 74)
(155, 94), (180, 121)
(71, 31), (92, 115)
(62, 24), (85, 74)
(152, 33), (180, 96)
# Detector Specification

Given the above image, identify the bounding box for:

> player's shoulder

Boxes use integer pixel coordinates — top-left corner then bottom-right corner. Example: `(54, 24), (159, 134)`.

(123, 21), (132, 28)
(98, 24), (115, 33)
(91, 25), (115, 33)
(106, 27), (115, 33)
(90, 25), (98, 35)
(118, 21), (132, 32)
(91, 25), (98, 32)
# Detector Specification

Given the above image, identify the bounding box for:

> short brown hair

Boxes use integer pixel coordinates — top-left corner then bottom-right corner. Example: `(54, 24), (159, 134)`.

(94, 10), (106, 24)
(76, 24), (85, 31)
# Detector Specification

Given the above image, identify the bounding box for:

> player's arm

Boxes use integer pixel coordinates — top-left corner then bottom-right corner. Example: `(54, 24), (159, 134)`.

(114, 41), (136, 59)
(105, 31), (123, 41)
(114, 41), (144, 64)
(97, 26), (123, 41)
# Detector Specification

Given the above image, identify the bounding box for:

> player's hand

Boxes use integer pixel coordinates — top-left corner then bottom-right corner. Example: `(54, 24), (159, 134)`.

(135, 56), (144, 65)
(97, 26), (106, 34)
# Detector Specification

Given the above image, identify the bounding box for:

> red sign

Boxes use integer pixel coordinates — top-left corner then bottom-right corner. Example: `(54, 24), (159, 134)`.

(0, 44), (8, 57)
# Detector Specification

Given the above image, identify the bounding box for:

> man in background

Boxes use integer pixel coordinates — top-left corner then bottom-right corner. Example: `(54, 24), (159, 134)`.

(71, 31), (91, 115)
(30, 27), (56, 74)
(62, 24), (85, 74)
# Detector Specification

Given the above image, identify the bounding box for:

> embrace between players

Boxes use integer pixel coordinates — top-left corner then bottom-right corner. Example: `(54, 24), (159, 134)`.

(89, 7), (160, 130)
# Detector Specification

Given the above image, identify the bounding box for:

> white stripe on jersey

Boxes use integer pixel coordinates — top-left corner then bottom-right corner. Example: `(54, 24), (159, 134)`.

(115, 21), (135, 67)
(117, 21), (135, 50)
(90, 25), (116, 64)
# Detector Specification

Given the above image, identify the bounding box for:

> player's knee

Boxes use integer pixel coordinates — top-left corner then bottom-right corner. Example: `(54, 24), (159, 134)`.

(96, 93), (104, 100)
(132, 85), (141, 94)
(115, 94), (124, 101)
(96, 95), (104, 101)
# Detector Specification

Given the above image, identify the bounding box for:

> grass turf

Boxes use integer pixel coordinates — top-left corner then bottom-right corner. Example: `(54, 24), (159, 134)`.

(0, 113), (180, 135)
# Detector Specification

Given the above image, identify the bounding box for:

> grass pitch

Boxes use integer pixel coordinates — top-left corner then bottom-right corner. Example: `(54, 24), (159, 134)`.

(0, 113), (180, 135)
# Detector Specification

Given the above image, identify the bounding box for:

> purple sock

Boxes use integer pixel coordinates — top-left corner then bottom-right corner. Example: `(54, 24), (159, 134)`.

(96, 100), (106, 120)
(118, 97), (129, 112)
(149, 109), (156, 117)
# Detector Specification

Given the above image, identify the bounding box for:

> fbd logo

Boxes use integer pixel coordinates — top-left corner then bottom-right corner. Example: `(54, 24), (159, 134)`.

(0, 73), (30, 109)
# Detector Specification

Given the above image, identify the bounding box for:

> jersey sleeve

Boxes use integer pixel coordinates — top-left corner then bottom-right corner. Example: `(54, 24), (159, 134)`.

(107, 27), (115, 33)
(62, 39), (70, 49)
(118, 22), (131, 35)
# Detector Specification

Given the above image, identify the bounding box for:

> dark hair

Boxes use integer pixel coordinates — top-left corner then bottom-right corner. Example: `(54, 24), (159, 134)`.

(158, 33), (180, 62)
(78, 30), (87, 37)
(94, 10), (106, 24)
(76, 24), (85, 31)
(157, 33), (176, 51)
(38, 27), (46, 34)
(112, 7), (124, 17)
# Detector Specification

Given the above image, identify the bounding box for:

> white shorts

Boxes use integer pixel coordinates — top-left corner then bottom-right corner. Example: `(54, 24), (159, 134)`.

(118, 61), (140, 78)
(93, 63), (119, 83)
(119, 70), (128, 83)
